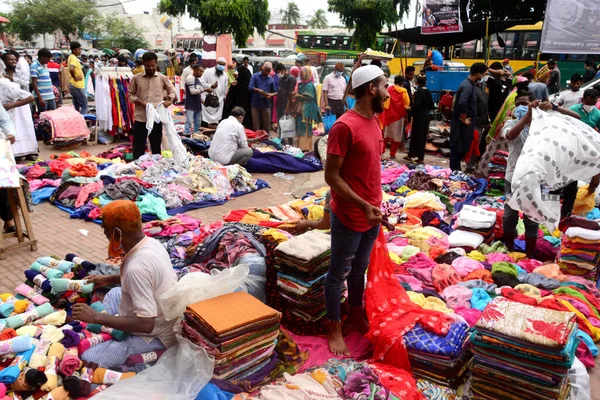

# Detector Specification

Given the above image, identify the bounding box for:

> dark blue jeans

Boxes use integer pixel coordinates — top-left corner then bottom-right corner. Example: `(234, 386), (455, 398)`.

(325, 212), (380, 321)
(69, 85), (88, 114)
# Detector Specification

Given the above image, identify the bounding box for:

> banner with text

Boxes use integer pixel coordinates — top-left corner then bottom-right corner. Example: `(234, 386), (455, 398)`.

(421, 0), (462, 35)
(541, 0), (600, 54)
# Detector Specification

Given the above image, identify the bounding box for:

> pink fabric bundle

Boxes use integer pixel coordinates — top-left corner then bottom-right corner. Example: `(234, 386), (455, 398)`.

(454, 307), (482, 326)
(29, 178), (61, 192)
(78, 332), (111, 354)
(432, 263), (461, 292)
(442, 285), (472, 309)
(396, 275), (424, 291)
(576, 340), (595, 368)
(75, 181), (104, 208)
(59, 347), (82, 376)
(486, 252), (513, 264)
(40, 106), (89, 140)
(15, 284), (48, 305)
(451, 256), (484, 278)
(404, 252), (437, 270)
(518, 259), (543, 273)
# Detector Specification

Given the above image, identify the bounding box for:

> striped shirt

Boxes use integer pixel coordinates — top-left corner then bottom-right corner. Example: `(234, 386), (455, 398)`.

(30, 60), (55, 100)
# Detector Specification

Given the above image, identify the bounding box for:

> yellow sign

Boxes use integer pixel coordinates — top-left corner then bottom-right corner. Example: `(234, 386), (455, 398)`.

(160, 16), (173, 30)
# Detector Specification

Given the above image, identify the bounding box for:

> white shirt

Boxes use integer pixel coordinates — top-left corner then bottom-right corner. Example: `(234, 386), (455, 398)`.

(310, 66), (320, 86)
(322, 73), (347, 100)
(119, 237), (178, 347)
(208, 116), (248, 164)
(181, 65), (193, 84)
(556, 89), (582, 109)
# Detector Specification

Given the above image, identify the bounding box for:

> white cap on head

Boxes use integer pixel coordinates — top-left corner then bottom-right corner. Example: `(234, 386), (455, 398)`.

(351, 65), (384, 89)
(217, 57), (226, 63)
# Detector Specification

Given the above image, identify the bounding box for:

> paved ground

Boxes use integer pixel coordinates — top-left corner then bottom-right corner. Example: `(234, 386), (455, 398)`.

(1, 140), (599, 398)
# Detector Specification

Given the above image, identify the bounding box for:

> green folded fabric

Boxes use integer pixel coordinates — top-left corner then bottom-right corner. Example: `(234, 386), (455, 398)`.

(5, 303), (54, 329)
(478, 242), (508, 255)
(86, 302), (129, 341)
(49, 279), (94, 295)
(491, 262), (518, 279)
(30, 262), (64, 280)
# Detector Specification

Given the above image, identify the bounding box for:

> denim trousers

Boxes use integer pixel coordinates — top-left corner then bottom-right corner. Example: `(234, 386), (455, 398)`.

(185, 109), (202, 135)
(69, 85), (88, 114)
(325, 211), (380, 321)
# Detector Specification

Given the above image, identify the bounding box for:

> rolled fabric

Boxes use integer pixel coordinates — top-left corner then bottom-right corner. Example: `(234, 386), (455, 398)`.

(36, 257), (74, 273)
(15, 284), (49, 305)
(60, 329), (81, 348)
(65, 254), (97, 272)
(0, 328), (17, 341)
(5, 303), (54, 329)
(16, 326), (43, 338)
(30, 262), (64, 280)
(0, 320), (5, 332)
(0, 345), (36, 384)
(49, 279), (93, 295)
(40, 356), (58, 391)
(24, 270), (52, 292)
(0, 293), (30, 314)
(91, 368), (135, 384)
(0, 335), (32, 356)
(59, 347), (81, 376)
(87, 302), (128, 341)
(0, 300), (14, 318)
(74, 367), (92, 397)
(40, 386), (70, 400)
(125, 349), (165, 366)
(78, 332), (111, 355)
(36, 311), (66, 326)
(40, 326), (65, 343)
(62, 375), (82, 399)
(28, 338), (52, 368)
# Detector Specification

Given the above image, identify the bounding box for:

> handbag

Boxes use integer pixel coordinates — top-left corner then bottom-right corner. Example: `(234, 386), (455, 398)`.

(279, 115), (296, 139)
(323, 111), (336, 133)
(204, 92), (220, 108)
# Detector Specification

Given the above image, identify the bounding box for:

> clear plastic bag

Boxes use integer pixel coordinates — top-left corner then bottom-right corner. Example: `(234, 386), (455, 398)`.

(93, 333), (214, 400)
(569, 357), (591, 400)
(158, 264), (249, 321)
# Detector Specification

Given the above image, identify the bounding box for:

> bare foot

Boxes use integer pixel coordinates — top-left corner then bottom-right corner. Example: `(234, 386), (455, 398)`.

(347, 306), (370, 334)
(327, 321), (350, 356)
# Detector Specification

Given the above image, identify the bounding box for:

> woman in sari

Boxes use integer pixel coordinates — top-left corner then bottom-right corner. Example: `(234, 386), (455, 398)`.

(293, 67), (322, 151)
(380, 75), (410, 159)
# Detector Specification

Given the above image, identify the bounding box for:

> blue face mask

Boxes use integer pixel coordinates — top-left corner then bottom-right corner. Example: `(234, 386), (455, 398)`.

(513, 105), (528, 120)
(216, 64), (225, 72)
(334, 71), (343, 77)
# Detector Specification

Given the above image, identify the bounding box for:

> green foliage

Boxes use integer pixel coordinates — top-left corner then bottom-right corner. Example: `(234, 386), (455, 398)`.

(159, 0), (270, 48)
(9, 0), (96, 43)
(307, 9), (328, 29)
(327, 0), (410, 50)
(469, 0), (547, 21)
(281, 2), (301, 28)
(94, 14), (148, 52)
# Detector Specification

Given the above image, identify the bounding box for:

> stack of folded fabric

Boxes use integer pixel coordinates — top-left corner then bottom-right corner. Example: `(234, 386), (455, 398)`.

(558, 227), (600, 281)
(273, 230), (334, 334)
(487, 150), (508, 196)
(181, 292), (281, 381)
(471, 297), (578, 400)
(455, 205), (496, 245)
(403, 321), (471, 388)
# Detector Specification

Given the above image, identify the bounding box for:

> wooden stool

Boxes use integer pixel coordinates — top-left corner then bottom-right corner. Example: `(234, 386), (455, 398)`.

(0, 184), (38, 260)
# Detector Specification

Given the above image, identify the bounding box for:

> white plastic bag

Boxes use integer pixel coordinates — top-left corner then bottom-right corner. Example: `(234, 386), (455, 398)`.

(93, 334), (213, 400)
(158, 264), (249, 321)
(279, 114), (296, 139)
(569, 357), (591, 400)
(156, 104), (190, 169)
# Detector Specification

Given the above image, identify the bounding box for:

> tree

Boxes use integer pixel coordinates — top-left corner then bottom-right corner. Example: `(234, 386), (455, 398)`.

(81, 13), (148, 52)
(307, 9), (328, 29)
(328, 0), (410, 50)
(281, 2), (301, 28)
(469, 0), (546, 22)
(159, 0), (270, 48)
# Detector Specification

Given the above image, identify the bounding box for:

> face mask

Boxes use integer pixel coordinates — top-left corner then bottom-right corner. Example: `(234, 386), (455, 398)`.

(278, 73), (284, 78)
(583, 105), (595, 112)
(108, 227), (124, 258)
(335, 71), (343, 77)
(513, 105), (529, 121)
(216, 65), (225, 72)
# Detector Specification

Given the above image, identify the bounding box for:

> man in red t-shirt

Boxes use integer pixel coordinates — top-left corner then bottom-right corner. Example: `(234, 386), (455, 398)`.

(325, 64), (389, 356)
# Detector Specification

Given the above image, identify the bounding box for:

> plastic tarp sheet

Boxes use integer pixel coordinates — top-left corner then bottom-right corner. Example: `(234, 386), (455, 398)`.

(245, 149), (322, 174)
(508, 109), (600, 231)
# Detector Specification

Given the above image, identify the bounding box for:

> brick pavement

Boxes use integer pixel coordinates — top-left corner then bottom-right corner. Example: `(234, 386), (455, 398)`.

(1, 141), (600, 398)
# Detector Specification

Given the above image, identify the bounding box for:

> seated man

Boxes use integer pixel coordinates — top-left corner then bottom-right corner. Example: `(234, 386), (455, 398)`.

(73, 200), (177, 369)
(208, 106), (253, 166)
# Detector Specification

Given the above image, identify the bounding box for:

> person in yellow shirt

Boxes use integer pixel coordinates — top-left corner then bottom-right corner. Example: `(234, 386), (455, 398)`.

(68, 41), (87, 114)
(132, 59), (144, 75)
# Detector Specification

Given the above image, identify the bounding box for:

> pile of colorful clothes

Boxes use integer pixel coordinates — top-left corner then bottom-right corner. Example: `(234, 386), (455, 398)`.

(404, 321), (471, 387)
(274, 230), (334, 335)
(182, 292), (281, 381)
(486, 150), (508, 196)
(452, 205), (497, 247)
(470, 297), (578, 400)
(558, 227), (600, 280)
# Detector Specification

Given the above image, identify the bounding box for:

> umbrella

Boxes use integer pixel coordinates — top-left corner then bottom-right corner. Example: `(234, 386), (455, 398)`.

(102, 48), (116, 56)
(0, 16), (10, 23)
(119, 49), (131, 55)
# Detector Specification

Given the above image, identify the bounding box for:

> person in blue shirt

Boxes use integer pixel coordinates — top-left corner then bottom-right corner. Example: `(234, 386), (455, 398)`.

(0, 102), (17, 233)
(248, 62), (277, 132)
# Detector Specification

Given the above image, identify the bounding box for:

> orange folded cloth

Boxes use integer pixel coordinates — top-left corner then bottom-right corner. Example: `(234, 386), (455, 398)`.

(186, 292), (280, 336)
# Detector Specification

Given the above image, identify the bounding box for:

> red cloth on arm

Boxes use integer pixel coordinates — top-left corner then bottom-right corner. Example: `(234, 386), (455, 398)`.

(327, 110), (383, 232)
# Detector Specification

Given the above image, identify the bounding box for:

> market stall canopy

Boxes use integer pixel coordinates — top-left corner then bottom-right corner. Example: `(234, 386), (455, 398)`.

(0, 16), (10, 23)
(383, 20), (531, 47)
(102, 48), (116, 56)
(119, 49), (132, 55)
